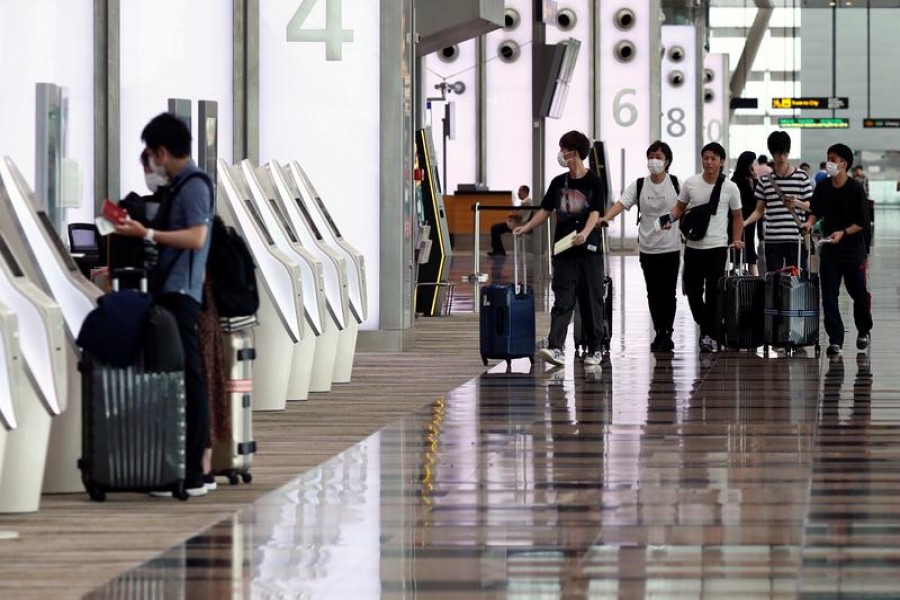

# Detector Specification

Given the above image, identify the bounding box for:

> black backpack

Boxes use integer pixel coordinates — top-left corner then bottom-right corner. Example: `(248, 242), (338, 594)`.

(205, 216), (259, 318)
(635, 174), (680, 224)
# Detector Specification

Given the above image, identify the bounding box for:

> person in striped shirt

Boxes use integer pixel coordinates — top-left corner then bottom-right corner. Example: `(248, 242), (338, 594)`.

(743, 131), (813, 271)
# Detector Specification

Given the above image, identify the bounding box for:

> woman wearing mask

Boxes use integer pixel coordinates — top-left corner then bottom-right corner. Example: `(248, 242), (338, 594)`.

(729, 151), (760, 275)
(599, 141), (681, 352)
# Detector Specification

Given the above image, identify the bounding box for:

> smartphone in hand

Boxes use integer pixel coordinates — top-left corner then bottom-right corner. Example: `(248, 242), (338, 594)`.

(655, 213), (672, 231)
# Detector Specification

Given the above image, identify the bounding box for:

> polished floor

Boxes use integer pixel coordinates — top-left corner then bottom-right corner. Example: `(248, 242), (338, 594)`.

(5, 211), (900, 599)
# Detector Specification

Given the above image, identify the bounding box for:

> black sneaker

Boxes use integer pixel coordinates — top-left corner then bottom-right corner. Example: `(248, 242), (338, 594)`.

(650, 332), (663, 352)
(856, 332), (871, 351)
(826, 343), (843, 358)
(659, 331), (675, 352)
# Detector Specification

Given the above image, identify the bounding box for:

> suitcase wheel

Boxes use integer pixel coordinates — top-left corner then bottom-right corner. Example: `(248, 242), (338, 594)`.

(173, 482), (189, 501)
(86, 485), (106, 503)
(815, 344), (821, 358)
(481, 355), (488, 366)
(241, 472), (253, 484)
(228, 473), (240, 485)
(528, 356), (534, 364)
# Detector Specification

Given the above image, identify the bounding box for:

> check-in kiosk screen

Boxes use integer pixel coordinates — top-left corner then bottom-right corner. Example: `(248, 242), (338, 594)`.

(269, 198), (299, 244)
(314, 197), (343, 238)
(295, 199), (323, 241)
(0, 237), (24, 278)
(38, 211), (80, 273)
(246, 200), (275, 245)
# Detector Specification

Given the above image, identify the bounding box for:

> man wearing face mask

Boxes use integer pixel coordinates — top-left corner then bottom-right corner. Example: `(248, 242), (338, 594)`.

(514, 131), (605, 367)
(114, 112), (215, 497)
(598, 141), (681, 352)
(801, 143), (872, 358)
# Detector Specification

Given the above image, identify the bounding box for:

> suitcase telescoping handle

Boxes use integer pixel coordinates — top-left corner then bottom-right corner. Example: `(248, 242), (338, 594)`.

(726, 246), (746, 276)
(513, 233), (527, 294)
(110, 267), (148, 293)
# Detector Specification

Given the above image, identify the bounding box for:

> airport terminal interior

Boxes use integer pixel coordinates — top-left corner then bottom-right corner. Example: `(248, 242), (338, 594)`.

(3, 0), (900, 598)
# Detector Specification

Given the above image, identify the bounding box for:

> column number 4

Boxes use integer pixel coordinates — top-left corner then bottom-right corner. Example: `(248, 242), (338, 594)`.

(287, 0), (354, 61)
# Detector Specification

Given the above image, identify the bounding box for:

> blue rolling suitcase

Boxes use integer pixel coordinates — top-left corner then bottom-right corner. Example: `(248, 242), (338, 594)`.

(480, 236), (535, 367)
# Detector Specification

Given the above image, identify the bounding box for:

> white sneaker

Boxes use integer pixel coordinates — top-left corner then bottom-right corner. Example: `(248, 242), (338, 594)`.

(203, 474), (218, 491)
(538, 348), (566, 366)
(583, 351), (603, 366)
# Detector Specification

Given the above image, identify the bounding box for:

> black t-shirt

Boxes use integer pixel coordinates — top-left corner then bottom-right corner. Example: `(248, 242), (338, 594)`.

(540, 170), (605, 255)
(810, 177), (869, 263)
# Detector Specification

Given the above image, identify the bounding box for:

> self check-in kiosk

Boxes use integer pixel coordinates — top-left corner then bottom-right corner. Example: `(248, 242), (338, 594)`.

(239, 160), (324, 399)
(0, 302), (20, 509)
(0, 157), (100, 494)
(0, 236), (67, 512)
(286, 162), (365, 383)
(217, 159), (303, 411)
(264, 161), (346, 393)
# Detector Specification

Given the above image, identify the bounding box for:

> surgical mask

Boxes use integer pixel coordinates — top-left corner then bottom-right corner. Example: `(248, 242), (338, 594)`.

(144, 172), (169, 193)
(149, 155), (167, 179)
(557, 151), (569, 168)
(647, 159), (666, 175)
(825, 161), (841, 177)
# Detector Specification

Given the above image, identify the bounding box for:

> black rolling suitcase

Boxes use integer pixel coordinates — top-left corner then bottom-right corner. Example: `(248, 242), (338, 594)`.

(715, 247), (765, 350)
(573, 228), (613, 355)
(78, 271), (189, 501)
(480, 236), (535, 367)
(763, 239), (821, 356)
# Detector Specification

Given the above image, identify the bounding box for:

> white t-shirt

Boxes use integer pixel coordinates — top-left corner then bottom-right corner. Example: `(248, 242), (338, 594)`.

(677, 174), (742, 250)
(618, 175), (681, 254)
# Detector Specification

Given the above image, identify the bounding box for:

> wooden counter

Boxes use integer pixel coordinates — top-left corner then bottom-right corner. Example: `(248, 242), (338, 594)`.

(443, 191), (518, 235)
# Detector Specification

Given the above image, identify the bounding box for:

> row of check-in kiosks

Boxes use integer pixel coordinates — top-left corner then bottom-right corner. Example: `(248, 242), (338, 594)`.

(0, 156), (367, 514)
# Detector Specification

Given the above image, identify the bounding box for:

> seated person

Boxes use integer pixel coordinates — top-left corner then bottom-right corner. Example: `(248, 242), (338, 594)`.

(488, 185), (532, 256)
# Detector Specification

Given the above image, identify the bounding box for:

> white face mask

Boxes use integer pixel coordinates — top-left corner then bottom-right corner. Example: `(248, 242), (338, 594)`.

(647, 159), (666, 175)
(557, 151), (570, 168)
(144, 172), (169, 193)
(825, 161), (841, 177)
(149, 155), (167, 179)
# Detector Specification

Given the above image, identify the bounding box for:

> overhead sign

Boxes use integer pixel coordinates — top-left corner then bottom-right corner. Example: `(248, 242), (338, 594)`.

(772, 97), (848, 110)
(778, 118), (849, 129)
(730, 97), (758, 109)
(863, 118), (900, 128)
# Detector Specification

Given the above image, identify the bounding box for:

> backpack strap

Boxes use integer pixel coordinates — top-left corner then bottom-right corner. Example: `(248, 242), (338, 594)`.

(152, 170), (215, 294)
(709, 173), (726, 215)
(635, 177), (645, 224)
(670, 174), (680, 194)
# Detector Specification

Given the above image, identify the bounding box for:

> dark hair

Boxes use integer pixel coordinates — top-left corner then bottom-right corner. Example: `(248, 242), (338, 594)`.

(141, 112), (192, 158)
(819, 161), (827, 169)
(799, 162), (811, 170)
(767, 131), (791, 155)
(757, 155), (769, 164)
(732, 151), (757, 182)
(139, 149), (150, 168)
(519, 184), (530, 195)
(827, 143), (853, 169)
(646, 140), (673, 169)
(701, 142), (726, 160)
(559, 130), (591, 160)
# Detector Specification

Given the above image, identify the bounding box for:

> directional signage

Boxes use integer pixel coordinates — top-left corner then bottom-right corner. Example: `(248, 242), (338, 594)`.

(863, 118), (900, 128)
(778, 118), (849, 129)
(772, 97), (849, 110)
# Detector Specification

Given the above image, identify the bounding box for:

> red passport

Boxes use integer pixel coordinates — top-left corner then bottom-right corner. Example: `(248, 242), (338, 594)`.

(101, 199), (128, 224)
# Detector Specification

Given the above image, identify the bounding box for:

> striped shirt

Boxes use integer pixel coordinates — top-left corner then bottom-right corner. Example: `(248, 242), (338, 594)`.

(754, 169), (813, 243)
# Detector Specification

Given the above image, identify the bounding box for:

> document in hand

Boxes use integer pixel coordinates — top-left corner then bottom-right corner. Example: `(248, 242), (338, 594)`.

(553, 231), (577, 255)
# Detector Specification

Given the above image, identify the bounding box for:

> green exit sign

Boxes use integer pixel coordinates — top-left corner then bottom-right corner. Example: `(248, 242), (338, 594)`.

(778, 118), (849, 129)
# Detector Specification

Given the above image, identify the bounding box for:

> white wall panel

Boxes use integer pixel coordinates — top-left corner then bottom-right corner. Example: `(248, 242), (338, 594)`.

(660, 26), (700, 176)
(485, 0), (532, 194)
(259, 0), (380, 329)
(544, 0), (591, 191)
(120, 1), (233, 199)
(0, 1), (93, 224)
(423, 40), (477, 194)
